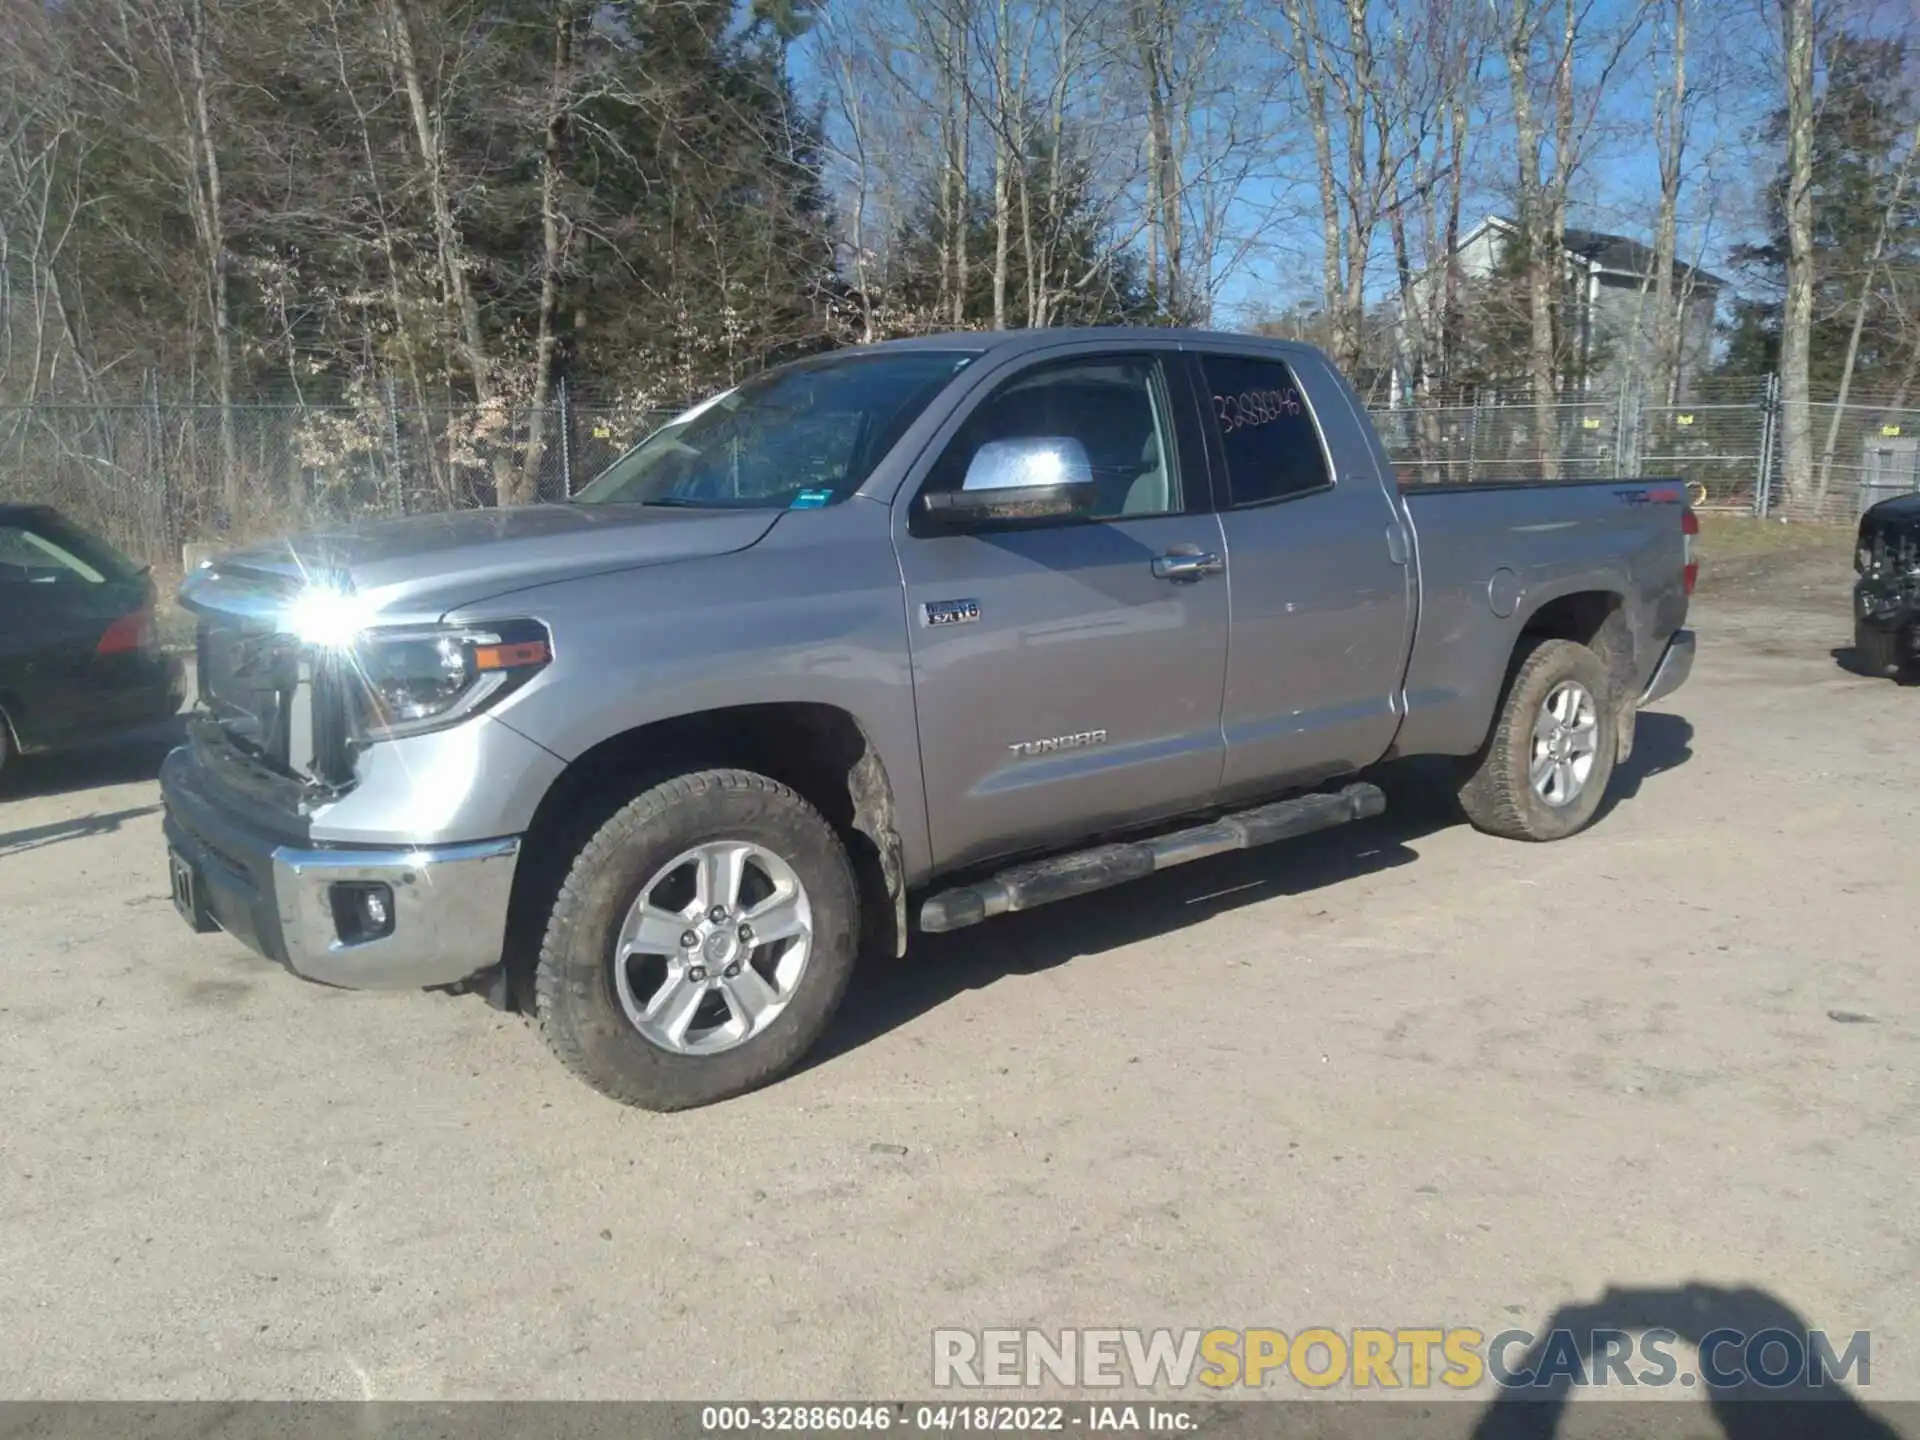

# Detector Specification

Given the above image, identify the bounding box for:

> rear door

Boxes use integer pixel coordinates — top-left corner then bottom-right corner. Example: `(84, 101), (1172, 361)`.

(1192, 347), (1415, 796)
(893, 346), (1230, 871)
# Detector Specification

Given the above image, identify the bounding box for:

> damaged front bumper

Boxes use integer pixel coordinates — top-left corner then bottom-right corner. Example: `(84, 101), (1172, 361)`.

(160, 744), (519, 990)
(1855, 575), (1918, 636)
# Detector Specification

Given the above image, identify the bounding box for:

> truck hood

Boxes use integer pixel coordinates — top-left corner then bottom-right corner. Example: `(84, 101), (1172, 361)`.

(186, 504), (780, 621)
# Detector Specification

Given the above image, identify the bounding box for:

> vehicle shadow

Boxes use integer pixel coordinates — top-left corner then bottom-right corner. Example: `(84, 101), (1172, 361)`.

(813, 717), (1697, 1072)
(0, 718), (185, 802)
(1595, 710), (1694, 819)
(1830, 645), (1919, 684)
(0, 803), (162, 859)
(1469, 1282), (1901, 1440)
(810, 765), (1450, 1071)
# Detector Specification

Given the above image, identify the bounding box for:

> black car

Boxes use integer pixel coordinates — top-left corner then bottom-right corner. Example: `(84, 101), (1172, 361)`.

(1854, 492), (1920, 681)
(0, 503), (185, 779)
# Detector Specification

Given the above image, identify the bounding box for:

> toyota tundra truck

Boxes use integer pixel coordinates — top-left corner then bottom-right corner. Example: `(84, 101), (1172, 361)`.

(161, 329), (1697, 1110)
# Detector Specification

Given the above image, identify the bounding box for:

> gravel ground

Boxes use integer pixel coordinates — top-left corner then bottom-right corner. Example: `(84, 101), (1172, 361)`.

(2, 541), (1915, 1418)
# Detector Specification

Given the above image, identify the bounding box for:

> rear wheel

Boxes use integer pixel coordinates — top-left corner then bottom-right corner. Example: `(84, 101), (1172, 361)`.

(535, 768), (858, 1110)
(1457, 638), (1618, 842)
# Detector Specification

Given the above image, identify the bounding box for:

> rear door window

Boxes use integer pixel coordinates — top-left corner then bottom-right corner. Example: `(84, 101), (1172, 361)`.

(0, 524), (108, 585)
(1198, 354), (1333, 506)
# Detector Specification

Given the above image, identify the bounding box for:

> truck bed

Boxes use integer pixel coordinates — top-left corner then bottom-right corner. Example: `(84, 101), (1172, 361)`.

(1393, 478), (1692, 757)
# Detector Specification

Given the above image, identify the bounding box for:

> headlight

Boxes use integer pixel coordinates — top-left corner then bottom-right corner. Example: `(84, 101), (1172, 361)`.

(340, 619), (551, 741)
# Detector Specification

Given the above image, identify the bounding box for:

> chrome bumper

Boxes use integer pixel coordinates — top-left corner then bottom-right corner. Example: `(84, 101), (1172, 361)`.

(272, 838), (520, 989)
(163, 744), (520, 990)
(1638, 628), (1695, 707)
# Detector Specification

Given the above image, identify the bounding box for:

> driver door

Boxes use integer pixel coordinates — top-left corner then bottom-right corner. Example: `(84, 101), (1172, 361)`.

(892, 349), (1230, 872)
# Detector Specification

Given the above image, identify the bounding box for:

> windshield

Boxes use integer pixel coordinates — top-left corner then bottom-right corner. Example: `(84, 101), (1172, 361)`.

(573, 350), (978, 509)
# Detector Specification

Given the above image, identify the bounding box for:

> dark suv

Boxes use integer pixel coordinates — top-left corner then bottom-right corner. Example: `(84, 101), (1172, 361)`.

(0, 503), (184, 779)
(1855, 493), (1920, 681)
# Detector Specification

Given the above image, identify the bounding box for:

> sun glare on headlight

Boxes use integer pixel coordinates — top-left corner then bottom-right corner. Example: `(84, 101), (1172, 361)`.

(286, 586), (376, 648)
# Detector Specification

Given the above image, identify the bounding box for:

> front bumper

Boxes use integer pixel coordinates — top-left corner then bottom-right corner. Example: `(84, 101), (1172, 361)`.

(1855, 576), (1917, 634)
(1638, 628), (1695, 707)
(160, 746), (518, 990)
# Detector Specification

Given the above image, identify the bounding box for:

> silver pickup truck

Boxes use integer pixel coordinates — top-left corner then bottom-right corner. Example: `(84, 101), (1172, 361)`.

(162, 329), (1696, 1109)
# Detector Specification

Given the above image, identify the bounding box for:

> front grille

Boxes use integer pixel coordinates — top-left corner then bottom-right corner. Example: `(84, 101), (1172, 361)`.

(182, 562), (322, 781)
(198, 614), (302, 772)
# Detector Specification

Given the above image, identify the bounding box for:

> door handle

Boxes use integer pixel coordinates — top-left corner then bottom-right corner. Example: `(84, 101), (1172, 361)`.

(1384, 520), (1410, 565)
(1151, 551), (1225, 582)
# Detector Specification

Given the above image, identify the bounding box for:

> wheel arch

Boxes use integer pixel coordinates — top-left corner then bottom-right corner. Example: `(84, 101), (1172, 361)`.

(501, 701), (908, 1008)
(1512, 588), (1638, 760)
(0, 691), (22, 766)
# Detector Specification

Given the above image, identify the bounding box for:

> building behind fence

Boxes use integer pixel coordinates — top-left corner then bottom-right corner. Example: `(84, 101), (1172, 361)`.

(3, 373), (1917, 571)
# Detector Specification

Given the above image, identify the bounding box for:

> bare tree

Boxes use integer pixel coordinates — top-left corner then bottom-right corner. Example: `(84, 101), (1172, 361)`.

(386, 0), (496, 413)
(818, 12), (883, 342)
(1497, 0), (1647, 470)
(1501, 0), (1570, 471)
(1272, 0), (1350, 362)
(1647, 0), (1688, 405)
(1816, 110), (1920, 497)
(1128, 0), (1185, 316)
(515, 2), (579, 505)
(1774, 0), (1817, 505)
(987, 0), (1021, 327)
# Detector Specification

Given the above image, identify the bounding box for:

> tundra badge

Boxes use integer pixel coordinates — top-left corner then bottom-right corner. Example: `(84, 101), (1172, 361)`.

(1008, 729), (1109, 758)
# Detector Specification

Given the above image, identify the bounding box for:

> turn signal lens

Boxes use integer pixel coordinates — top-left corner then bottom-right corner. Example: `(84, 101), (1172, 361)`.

(474, 639), (551, 671)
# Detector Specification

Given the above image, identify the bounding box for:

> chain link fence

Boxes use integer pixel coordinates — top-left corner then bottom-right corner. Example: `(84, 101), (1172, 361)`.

(0, 385), (669, 572)
(1367, 376), (1918, 527)
(3, 373), (1917, 571)
(1785, 399), (1920, 525)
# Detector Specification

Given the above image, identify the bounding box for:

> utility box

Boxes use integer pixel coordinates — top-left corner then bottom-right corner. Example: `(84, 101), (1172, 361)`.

(1859, 435), (1920, 516)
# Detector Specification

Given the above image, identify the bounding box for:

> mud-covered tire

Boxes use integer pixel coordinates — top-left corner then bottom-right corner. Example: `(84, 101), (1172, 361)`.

(1853, 618), (1910, 680)
(1457, 638), (1618, 843)
(535, 768), (859, 1111)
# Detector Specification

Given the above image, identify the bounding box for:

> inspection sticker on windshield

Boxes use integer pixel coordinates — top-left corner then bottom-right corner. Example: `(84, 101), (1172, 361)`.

(789, 489), (833, 509)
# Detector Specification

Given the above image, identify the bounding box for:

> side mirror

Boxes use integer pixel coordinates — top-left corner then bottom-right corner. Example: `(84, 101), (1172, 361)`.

(920, 436), (1099, 528)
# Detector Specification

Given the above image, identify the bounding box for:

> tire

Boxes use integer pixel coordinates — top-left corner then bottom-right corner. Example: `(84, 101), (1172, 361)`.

(1853, 618), (1908, 680)
(1457, 638), (1618, 843)
(535, 768), (859, 1111)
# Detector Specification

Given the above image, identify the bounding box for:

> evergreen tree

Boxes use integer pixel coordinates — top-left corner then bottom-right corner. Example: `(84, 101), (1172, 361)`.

(879, 134), (1154, 331)
(1720, 34), (1919, 390)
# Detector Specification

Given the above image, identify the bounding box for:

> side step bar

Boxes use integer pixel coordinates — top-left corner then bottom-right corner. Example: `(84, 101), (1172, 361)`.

(917, 781), (1386, 934)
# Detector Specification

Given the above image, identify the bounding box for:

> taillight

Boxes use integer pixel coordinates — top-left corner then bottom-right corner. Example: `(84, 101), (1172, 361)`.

(1681, 506), (1699, 596)
(97, 604), (157, 656)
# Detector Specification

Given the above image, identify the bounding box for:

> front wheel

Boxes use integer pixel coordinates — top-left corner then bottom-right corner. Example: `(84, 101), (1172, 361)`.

(1456, 638), (1618, 842)
(535, 768), (859, 1110)
(1853, 617), (1911, 680)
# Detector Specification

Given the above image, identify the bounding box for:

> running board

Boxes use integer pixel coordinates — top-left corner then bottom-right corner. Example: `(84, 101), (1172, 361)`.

(917, 782), (1386, 934)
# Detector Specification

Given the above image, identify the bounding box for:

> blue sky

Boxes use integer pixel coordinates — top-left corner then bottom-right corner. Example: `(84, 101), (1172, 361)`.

(784, 0), (1811, 328)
